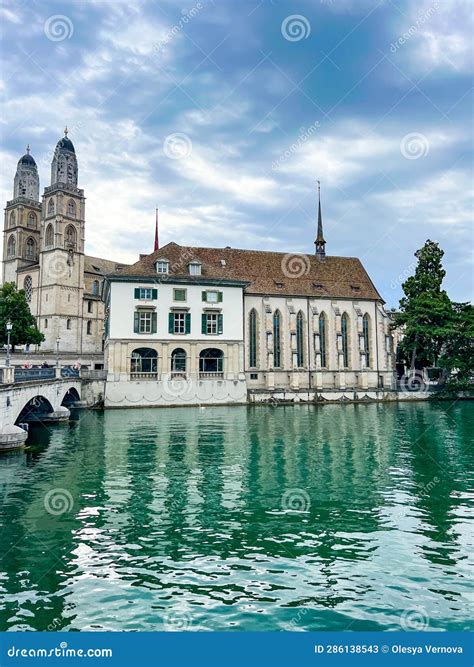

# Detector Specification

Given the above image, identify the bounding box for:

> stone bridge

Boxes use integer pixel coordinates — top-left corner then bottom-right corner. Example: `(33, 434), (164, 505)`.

(0, 367), (83, 450)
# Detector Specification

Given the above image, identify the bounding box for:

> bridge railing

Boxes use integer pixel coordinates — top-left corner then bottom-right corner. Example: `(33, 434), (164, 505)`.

(61, 367), (80, 379)
(13, 367), (56, 382)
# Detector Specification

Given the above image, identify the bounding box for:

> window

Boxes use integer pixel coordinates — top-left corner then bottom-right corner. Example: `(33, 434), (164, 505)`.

(66, 319), (71, 330)
(173, 288), (187, 301)
(134, 287), (157, 300)
(171, 348), (186, 372)
(7, 235), (16, 258)
(189, 262), (202, 276)
(319, 313), (327, 367)
(363, 313), (371, 368)
(24, 275), (32, 303)
(45, 224), (54, 247)
(250, 373), (258, 380)
(131, 347), (158, 376)
(202, 312), (223, 335)
(134, 310), (157, 334)
(202, 290), (222, 303)
(65, 225), (77, 248)
(87, 301), (93, 313)
(67, 199), (76, 217)
(44, 319), (48, 329)
(86, 320), (92, 335)
(9, 211), (16, 227)
(341, 313), (349, 368)
(169, 311), (190, 335)
(296, 311), (304, 367)
(27, 212), (36, 228)
(273, 310), (281, 368)
(92, 280), (100, 296)
(155, 260), (169, 274)
(199, 348), (224, 375)
(25, 237), (36, 260)
(48, 199), (54, 216)
(249, 309), (258, 368)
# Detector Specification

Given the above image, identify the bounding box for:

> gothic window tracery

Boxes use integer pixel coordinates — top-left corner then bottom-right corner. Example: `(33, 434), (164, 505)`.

(67, 199), (76, 217)
(28, 212), (36, 228)
(24, 275), (32, 302)
(65, 225), (77, 248)
(9, 211), (16, 227)
(45, 224), (54, 248)
(7, 235), (16, 257)
(25, 237), (36, 260)
(48, 199), (55, 216)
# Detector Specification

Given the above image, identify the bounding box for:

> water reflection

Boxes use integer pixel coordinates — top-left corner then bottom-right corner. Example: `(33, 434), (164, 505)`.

(0, 402), (472, 631)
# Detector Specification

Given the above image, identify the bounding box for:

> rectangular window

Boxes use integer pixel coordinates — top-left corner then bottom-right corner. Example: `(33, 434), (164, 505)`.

(134, 287), (157, 300)
(139, 311), (152, 334)
(206, 313), (218, 334)
(156, 261), (169, 274)
(173, 288), (187, 302)
(87, 300), (93, 313)
(202, 313), (223, 335)
(250, 373), (258, 380)
(189, 263), (201, 275)
(169, 312), (190, 334)
(202, 290), (223, 303)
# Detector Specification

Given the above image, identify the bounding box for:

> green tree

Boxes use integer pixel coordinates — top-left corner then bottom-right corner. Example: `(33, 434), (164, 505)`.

(394, 240), (455, 369)
(0, 282), (44, 351)
(439, 302), (474, 389)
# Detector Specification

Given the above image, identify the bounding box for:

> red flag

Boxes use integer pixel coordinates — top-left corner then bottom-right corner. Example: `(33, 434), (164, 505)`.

(154, 209), (159, 251)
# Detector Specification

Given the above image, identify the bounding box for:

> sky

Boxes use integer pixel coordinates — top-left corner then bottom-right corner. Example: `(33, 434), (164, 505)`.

(0, 0), (472, 307)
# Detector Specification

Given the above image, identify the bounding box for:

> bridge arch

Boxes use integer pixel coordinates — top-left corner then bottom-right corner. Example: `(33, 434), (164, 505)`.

(61, 386), (81, 407)
(15, 395), (55, 424)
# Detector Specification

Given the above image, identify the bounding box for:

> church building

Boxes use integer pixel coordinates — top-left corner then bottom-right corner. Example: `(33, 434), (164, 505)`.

(2, 131), (125, 357)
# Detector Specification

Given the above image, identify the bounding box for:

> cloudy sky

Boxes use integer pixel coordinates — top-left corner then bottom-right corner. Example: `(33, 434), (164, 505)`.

(0, 0), (472, 306)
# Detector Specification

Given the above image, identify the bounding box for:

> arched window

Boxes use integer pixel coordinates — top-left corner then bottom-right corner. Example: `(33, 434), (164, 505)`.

(44, 318), (48, 329)
(48, 199), (54, 216)
(273, 310), (281, 368)
(92, 280), (99, 295)
(171, 347), (187, 373)
(67, 199), (76, 217)
(131, 347), (158, 376)
(65, 225), (77, 248)
(7, 235), (16, 257)
(25, 237), (36, 260)
(27, 212), (36, 228)
(9, 211), (16, 227)
(66, 319), (71, 330)
(199, 348), (223, 375)
(86, 320), (92, 335)
(296, 311), (304, 367)
(319, 312), (327, 367)
(45, 223), (54, 247)
(363, 313), (370, 368)
(24, 275), (32, 303)
(341, 313), (350, 368)
(249, 309), (258, 368)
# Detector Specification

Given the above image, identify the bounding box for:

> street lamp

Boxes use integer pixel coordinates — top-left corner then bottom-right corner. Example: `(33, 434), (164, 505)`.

(56, 336), (61, 369)
(5, 321), (13, 368)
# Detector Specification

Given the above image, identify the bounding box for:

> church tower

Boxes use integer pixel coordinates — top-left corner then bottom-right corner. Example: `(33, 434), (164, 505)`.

(2, 147), (41, 284)
(37, 129), (86, 352)
(314, 180), (326, 258)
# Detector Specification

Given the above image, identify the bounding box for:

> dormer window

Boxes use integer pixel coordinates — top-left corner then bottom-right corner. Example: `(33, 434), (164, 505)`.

(189, 261), (202, 276)
(155, 259), (169, 274)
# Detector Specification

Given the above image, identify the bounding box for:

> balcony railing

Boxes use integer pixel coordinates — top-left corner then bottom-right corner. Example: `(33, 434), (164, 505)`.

(199, 371), (224, 379)
(130, 372), (158, 380)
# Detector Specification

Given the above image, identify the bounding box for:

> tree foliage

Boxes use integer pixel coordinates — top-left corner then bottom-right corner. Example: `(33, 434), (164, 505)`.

(0, 282), (45, 350)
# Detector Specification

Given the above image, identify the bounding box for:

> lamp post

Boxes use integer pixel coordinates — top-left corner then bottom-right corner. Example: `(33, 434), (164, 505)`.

(56, 336), (61, 369)
(5, 321), (13, 368)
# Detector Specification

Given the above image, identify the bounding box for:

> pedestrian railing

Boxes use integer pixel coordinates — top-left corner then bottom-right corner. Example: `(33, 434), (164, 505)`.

(61, 367), (80, 378)
(13, 367), (55, 381)
(80, 369), (107, 380)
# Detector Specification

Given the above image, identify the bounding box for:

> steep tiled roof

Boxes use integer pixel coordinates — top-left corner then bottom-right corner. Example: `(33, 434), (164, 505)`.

(116, 242), (382, 301)
(85, 255), (128, 275)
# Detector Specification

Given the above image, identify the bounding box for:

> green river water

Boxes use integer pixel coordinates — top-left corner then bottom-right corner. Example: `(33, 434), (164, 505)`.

(0, 401), (472, 632)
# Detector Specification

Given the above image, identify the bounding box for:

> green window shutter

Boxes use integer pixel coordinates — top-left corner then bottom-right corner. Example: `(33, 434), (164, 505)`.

(202, 291), (207, 302)
(152, 312), (157, 334)
(218, 314), (223, 334)
(134, 288), (140, 299)
(152, 289), (158, 299)
(202, 313), (207, 334)
(217, 292), (223, 302)
(134, 311), (140, 333)
(168, 312), (174, 334)
(185, 313), (191, 334)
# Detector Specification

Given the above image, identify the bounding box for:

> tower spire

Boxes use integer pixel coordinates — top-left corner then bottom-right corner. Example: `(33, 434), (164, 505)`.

(315, 180), (326, 258)
(154, 208), (159, 252)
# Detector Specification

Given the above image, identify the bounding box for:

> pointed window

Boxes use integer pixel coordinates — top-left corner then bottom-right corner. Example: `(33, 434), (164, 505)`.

(48, 199), (54, 216)
(92, 280), (99, 295)
(67, 199), (76, 217)
(273, 309), (282, 368)
(23, 275), (33, 302)
(86, 320), (92, 335)
(363, 313), (371, 368)
(319, 312), (327, 367)
(249, 309), (258, 368)
(7, 235), (16, 258)
(9, 211), (16, 227)
(27, 212), (36, 228)
(25, 237), (36, 260)
(45, 224), (54, 248)
(296, 311), (304, 367)
(341, 313), (350, 368)
(65, 225), (77, 248)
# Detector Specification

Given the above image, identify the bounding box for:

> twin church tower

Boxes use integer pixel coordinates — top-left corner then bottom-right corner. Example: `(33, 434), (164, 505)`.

(2, 131), (124, 356)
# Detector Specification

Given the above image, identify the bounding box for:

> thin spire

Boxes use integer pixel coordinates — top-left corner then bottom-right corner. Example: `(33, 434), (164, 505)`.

(154, 208), (159, 252)
(64, 126), (68, 136)
(315, 179), (326, 258)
